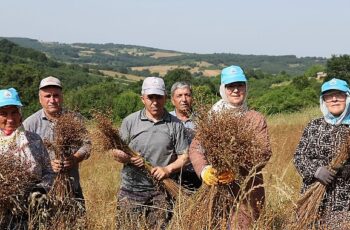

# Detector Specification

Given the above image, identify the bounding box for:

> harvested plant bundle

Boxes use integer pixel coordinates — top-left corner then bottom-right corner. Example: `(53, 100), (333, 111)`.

(170, 184), (233, 229)
(171, 164), (266, 229)
(292, 135), (350, 229)
(195, 108), (268, 181)
(54, 112), (87, 162)
(45, 112), (87, 229)
(93, 112), (188, 198)
(0, 151), (38, 215)
(49, 112), (87, 200)
(180, 107), (269, 228)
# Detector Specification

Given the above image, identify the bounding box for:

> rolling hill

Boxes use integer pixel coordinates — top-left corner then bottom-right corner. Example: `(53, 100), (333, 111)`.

(2, 37), (327, 76)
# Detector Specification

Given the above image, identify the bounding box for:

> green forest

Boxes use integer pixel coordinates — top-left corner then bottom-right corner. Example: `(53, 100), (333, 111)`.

(1, 38), (350, 121)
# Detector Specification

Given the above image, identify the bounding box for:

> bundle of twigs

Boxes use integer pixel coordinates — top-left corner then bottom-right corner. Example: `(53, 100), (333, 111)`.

(174, 106), (269, 228)
(170, 184), (233, 229)
(292, 134), (350, 229)
(0, 152), (38, 215)
(42, 112), (87, 229)
(170, 164), (266, 229)
(93, 111), (188, 198)
(49, 112), (86, 201)
(195, 107), (268, 182)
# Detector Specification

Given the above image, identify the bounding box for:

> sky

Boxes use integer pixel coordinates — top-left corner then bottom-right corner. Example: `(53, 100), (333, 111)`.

(1, 0), (350, 58)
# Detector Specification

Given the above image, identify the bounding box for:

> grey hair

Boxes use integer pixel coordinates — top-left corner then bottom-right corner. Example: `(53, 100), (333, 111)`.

(170, 82), (192, 97)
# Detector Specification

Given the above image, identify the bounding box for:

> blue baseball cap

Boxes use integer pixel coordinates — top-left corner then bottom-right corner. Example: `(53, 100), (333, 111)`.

(0, 88), (23, 108)
(321, 78), (350, 94)
(221, 65), (247, 85)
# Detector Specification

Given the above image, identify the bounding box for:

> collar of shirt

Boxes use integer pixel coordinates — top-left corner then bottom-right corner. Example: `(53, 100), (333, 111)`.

(169, 110), (194, 123)
(40, 108), (66, 121)
(140, 108), (171, 123)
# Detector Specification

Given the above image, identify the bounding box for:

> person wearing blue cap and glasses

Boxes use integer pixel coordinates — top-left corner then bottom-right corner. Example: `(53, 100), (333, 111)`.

(294, 78), (350, 226)
(0, 88), (54, 229)
(189, 66), (272, 229)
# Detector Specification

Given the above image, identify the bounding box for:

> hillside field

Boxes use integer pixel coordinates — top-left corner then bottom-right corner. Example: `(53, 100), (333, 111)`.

(80, 107), (321, 229)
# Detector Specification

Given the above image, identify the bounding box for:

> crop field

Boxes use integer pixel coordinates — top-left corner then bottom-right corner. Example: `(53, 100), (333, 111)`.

(150, 51), (183, 59)
(79, 107), (321, 229)
(131, 65), (221, 77)
(99, 70), (145, 82)
(131, 65), (185, 76)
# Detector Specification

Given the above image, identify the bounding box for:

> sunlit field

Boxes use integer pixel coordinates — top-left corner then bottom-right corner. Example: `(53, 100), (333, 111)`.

(80, 107), (321, 229)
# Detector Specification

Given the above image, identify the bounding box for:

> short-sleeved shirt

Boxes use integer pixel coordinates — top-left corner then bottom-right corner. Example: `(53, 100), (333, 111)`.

(23, 109), (91, 198)
(120, 108), (188, 192)
(169, 110), (195, 144)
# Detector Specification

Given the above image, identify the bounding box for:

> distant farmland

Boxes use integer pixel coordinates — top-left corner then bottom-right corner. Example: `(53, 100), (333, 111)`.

(99, 70), (145, 82)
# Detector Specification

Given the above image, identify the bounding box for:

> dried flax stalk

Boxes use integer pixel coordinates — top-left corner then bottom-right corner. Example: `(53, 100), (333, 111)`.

(195, 108), (268, 180)
(0, 152), (38, 215)
(293, 134), (350, 229)
(46, 112), (87, 229)
(93, 112), (188, 198)
(174, 107), (269, 229)
(49, 112), (86, 200)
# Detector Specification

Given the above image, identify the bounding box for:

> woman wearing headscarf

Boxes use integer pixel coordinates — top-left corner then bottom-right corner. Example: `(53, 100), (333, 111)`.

(189, 65), (272, 229)
(294, 78), (350, 226)
(0, 88), (54, 228)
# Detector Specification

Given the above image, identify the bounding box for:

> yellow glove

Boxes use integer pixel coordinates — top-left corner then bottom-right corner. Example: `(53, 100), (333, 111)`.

(218, 171), (235, 184)
(201, 165), (219, 186)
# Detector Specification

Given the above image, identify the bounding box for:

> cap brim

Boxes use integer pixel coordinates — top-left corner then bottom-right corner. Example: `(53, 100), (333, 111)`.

(143, 89), (165, 95)
(0, 100), (23, 107)
(222, 78), (247, 85)
(322, 86), (349, 94)
(39, 83), (62, 89)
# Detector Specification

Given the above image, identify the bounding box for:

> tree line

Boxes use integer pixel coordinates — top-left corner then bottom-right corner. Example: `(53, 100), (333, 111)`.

(1, 39), (349, 121)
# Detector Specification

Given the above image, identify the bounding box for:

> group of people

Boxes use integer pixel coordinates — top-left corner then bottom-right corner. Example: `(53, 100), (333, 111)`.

(1, 64), (350, 229)
(0, 76), (90, 228)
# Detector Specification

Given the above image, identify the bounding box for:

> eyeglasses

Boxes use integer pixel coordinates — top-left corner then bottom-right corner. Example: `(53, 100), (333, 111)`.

(322, 92), (347, 102)
(225, 82), (246, 92)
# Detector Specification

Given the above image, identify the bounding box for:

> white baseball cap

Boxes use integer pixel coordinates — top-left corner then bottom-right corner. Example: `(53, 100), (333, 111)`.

(39, 76), (62, 89)
(141, 77), (166, 95)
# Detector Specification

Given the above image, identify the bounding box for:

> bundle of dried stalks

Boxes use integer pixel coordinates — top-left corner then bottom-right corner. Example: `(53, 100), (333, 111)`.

(169, 184), (233, 229)
(176, 106), (269, 229)
(0, 151), (38, 216)
(43, 112), (88, 229)
(93, 111), (188, 198)
(49, 112), (87, 201)
(292, 135), (350, 229)
(170, 163), (266, 229)
(27, 197), (86, 230)
(195, 107), (268, 180)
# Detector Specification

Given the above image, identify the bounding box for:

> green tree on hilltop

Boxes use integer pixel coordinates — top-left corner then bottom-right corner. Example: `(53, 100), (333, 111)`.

(326, 55), (350, 82)
(164, 68), (193, 94)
